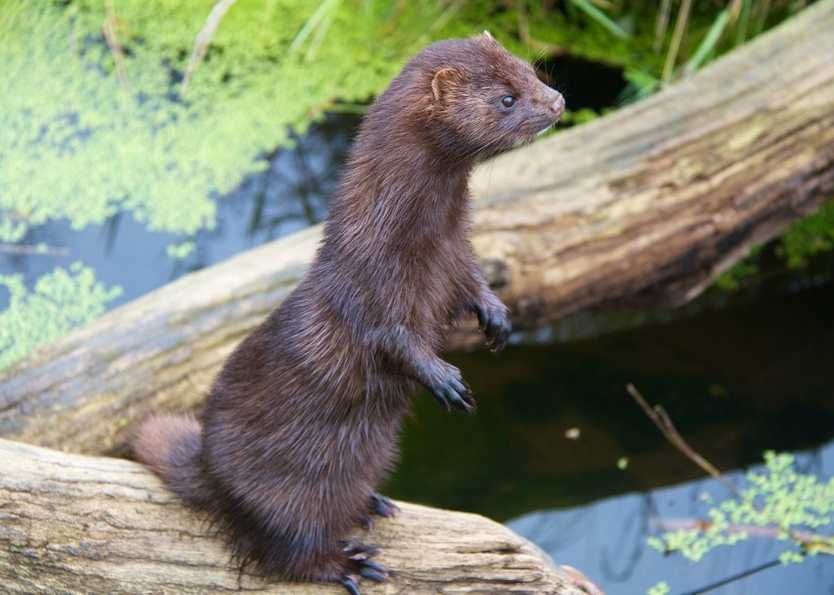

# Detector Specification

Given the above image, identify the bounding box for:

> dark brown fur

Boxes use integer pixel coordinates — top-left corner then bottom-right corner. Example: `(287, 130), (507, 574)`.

(133, 33), (564, 593)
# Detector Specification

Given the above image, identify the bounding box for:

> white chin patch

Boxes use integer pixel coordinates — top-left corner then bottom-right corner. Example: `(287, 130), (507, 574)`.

(536, 125), (552, 136)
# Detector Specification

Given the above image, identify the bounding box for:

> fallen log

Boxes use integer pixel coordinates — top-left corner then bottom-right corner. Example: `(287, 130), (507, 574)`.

(0, 439), (590, 594)
(2, 0), (834, 455)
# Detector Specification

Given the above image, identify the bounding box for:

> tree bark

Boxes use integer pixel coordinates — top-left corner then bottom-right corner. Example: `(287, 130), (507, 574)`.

(2, 0), (834, 456)
(0, 439), (589, 594)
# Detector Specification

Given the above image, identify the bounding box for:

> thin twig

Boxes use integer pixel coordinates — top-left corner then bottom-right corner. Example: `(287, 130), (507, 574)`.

(652, 517), (833, 551)
(626, 383), (742, 498)
(679, 559), (781, 595)
(102, 0), (129, 90)
(288, 0), (340, 56)
(181, 0), (238, 95)
(0, 243), (70, 257)
(728, 0), (744, 23)
(662, 0), (693, 83)
(628, 384), (831, 555)
(654, 0), (672, 52)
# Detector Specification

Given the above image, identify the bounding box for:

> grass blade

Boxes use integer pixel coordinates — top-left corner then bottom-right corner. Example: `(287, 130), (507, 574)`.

(289, 0), (340, 56)
(684, 8), (730, 75)
(568, 0), (630, 39)
(662, 0), (692, 83)
(735, 0), (753, 46)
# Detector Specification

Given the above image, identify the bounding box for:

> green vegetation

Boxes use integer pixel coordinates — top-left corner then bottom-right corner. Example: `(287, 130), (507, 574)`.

(1, 0), (808, 241)
(1, 0), (448, 241)
(0, 0), (828, 368)
(647, 451), (834, 592)
(646, 581), (670, 595)
(0, 263), (121, 370)
(782, 201), (834, 267)
(713, 198), (834, 292)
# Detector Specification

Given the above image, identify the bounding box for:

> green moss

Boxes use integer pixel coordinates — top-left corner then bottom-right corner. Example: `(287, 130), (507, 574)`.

(0, 263), (121, 370)
(781, 200), (834, 268)
(714, 245), (763, 291)
(713, 199), (834, 292)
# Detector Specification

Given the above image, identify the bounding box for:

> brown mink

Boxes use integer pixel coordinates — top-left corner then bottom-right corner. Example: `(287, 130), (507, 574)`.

(133, 32), (564, 594)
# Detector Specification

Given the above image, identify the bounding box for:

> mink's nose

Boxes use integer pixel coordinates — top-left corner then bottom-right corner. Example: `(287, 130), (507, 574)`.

(550, 93), (565, 119)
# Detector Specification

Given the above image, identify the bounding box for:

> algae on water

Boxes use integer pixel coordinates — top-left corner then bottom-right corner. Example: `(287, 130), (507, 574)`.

(1, 0), (747, 243)
(1, 0), (457, 369)
(0, 263), (121, 370)
(0, 0), (448, 240)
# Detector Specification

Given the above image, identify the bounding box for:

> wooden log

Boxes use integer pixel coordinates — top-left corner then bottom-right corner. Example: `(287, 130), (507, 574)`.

(0, 439), (591, 594)
(2, 0), (834, 455)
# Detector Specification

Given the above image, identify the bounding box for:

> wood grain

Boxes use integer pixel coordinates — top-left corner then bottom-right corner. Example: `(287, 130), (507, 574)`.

(0, 439), (588, 594)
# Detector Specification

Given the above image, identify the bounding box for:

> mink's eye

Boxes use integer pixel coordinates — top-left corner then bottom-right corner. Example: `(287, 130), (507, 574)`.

(501, 95), (516, 108)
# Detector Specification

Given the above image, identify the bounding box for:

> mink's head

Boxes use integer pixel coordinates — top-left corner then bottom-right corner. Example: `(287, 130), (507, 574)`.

(407, 32), (565, 161)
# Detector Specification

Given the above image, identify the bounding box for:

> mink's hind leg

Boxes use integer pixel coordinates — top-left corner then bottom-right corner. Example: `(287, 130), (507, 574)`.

(294, 540), (387, 595)
(340, 541), (388, 594)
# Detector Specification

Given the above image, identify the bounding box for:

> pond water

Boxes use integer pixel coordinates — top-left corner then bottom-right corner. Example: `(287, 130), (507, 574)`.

(5, 100), (833, 593)
(386, 283), (834, 594)
(508, 442), (834, 594)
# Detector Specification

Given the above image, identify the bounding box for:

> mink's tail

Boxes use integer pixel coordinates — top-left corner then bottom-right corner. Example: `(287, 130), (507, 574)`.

(131, 414), (210, 509)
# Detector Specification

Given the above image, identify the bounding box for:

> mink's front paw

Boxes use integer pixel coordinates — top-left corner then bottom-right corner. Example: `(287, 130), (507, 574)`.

(474, 302), (511, 352)
(428, 363), (475, 414)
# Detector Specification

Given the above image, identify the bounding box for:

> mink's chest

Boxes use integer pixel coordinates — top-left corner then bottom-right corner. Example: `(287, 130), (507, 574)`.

(405, 236), (467, 330)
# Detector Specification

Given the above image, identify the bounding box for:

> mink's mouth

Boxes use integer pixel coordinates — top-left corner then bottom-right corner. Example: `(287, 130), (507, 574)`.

(518, 117), (558, 140)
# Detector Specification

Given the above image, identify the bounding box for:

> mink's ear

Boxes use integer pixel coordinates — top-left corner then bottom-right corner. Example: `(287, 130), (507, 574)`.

(431, 67), (462, 102)
(480, 30), (498, 45)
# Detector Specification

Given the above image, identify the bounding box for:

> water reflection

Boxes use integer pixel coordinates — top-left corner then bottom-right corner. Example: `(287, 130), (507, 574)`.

(508, 441), (834, 594)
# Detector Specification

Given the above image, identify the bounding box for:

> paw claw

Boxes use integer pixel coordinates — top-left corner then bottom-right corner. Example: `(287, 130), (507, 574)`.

(371, 493), (399, 518)
(340, 543), (388, 592)
(474, 302), (511, 352)
(359, 559), (388, 582)
(429, 364), (475, 413)
(341, 576), (361, 595)
(343, 541), (379, 558)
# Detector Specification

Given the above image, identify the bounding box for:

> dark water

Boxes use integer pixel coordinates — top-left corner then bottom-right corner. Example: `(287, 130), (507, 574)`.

(5, 104), (834, 593)
(387, 282), (834, 518)
(382, 283), (834, 594)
